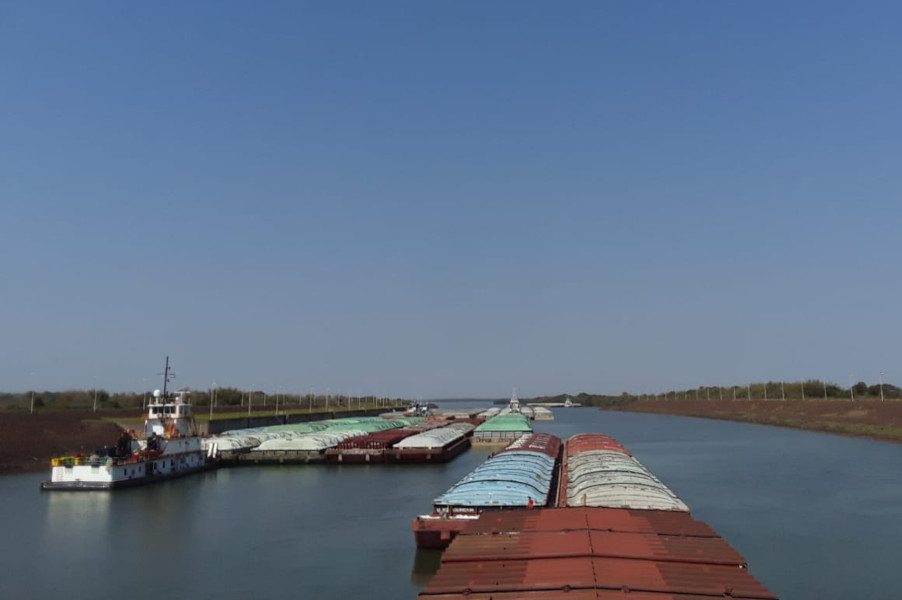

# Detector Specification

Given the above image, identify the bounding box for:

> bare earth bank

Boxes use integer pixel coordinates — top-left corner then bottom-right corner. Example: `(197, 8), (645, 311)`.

(0, 411), (123, 475)
(608, 399), (902, 443)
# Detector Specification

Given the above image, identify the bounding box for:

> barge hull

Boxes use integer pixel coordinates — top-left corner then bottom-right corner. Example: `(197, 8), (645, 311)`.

(41, 464), (213, 491)
(237, 450), (324, 464)
(324, 450), (387, 464)
(386, 436), (471, 464)
(412, 516), (475, 549)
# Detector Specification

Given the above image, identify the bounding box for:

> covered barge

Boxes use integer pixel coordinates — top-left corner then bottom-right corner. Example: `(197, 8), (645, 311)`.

(471, 414), (532, 445)
(384, 427), (471, 464)
(412, 433), (561, 549)
(558, 433), (688, 511)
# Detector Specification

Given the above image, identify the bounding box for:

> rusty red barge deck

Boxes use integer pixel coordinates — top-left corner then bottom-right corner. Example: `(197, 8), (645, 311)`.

(417, 507), (778, 600)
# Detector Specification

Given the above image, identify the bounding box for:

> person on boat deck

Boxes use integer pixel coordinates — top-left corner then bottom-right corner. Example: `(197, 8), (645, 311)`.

(146, 432), (160, 451)
(116, 430), (133, 458)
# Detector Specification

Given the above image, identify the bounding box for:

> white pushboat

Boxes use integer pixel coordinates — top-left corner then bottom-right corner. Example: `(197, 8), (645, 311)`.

(41, 357), (215, 491)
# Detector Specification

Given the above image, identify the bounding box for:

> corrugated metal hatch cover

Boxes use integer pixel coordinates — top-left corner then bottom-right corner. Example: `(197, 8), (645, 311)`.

(422, 592), (727, 600)
(442, 529), (747, 567)
(417, 507), (778, 600)
(464, 507), (718, 537)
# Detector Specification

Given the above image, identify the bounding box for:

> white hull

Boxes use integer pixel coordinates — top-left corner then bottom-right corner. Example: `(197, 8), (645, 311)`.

(42, 437), (210, 491)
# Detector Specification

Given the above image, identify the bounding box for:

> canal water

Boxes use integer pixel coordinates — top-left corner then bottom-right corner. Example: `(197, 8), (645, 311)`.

(2, 406), (901, 599)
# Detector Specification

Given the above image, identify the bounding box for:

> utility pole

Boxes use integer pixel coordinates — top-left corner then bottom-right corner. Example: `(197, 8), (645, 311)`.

(781, 381), (785, 401)
(880, 372), (885, 401)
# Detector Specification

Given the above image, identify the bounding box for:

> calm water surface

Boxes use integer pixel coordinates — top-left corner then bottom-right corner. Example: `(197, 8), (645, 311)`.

(2, 407), (901, 599)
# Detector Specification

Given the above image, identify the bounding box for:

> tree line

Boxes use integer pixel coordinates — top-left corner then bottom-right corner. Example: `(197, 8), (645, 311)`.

(532, 379), (901, 409)
(0, 388), (402, 412)
(641, 379), (901, 402)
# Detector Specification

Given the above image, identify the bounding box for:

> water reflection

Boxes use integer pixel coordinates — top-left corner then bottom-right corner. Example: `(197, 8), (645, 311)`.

(45, 491), (113, 546)
(410, 549), (442, 585)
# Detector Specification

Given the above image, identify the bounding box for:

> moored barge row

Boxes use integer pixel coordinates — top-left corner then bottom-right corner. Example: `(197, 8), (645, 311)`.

(412, 433), (561, 549)
(205, 416), (426, 462)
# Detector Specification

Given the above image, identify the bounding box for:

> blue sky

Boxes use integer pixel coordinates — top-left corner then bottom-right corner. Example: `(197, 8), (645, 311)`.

(2, 2), (901, 397)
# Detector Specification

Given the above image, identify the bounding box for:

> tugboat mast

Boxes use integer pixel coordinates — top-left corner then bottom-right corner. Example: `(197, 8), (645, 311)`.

(161, 356), (174, 398)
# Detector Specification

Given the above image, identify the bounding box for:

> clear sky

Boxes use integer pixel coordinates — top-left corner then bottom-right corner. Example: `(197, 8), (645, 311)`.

(2, 2), (901, 397)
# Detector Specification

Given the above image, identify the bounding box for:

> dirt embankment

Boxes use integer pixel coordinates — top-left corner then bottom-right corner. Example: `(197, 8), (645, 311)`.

(609, 399), (902, 443)
(0, 411), (123, 475)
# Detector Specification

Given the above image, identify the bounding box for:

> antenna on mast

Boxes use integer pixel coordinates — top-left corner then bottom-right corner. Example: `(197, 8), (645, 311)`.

(159, 356), (176, 397)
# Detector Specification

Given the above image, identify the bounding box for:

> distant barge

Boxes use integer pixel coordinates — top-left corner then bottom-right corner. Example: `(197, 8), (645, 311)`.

(470, 414), (533, 445)
(327, 424), (473, 465)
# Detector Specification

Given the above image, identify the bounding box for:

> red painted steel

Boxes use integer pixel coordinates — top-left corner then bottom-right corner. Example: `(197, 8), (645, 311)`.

(420, 507), (777, 599)
(423, 557), (595, 595)
(565, 433), (631, 456)
(494, 432), (561, 460)
(442, 530), (593, 562)
(558, 434), (632, 506)
(419, 591), (601, 600)
(422, 556), (775, 599)
(594, 557), (776, 598)
(421, 592), (721, 600)
(463, 507), (718, 538)
(336, 430), (415, 450)
(442, 529), (746, 567)
(412, 517), (473, 550)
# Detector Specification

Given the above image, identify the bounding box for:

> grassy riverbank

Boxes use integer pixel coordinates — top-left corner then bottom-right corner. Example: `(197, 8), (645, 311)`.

(609, 398), (902, 443)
